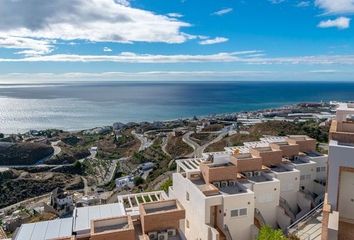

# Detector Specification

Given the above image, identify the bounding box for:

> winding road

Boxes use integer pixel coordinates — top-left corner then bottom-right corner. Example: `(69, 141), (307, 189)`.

(183, 128), (230, 158)
(132, 130), (153, 151)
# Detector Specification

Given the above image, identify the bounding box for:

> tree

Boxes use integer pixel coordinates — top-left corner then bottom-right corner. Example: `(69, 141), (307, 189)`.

(134, 176), (145, 186)
(257, 225), (287, 240)
(0, 133), (3, 138)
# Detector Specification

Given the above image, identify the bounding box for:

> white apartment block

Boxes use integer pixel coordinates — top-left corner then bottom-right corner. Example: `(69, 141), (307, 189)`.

(322, 103), (354, 240)
(12, 136), (328, 240)
(170, 135), (327, 240)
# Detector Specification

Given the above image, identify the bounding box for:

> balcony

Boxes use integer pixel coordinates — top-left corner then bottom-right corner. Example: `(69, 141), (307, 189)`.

(139, 199), (185, 234)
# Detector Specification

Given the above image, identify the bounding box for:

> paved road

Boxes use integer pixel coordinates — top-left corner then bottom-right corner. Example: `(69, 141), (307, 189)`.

(161, 135), (171, 157)
(132, 130), (153, 151)
(183, 128), (229, 158)
(182, 132), (200, 158)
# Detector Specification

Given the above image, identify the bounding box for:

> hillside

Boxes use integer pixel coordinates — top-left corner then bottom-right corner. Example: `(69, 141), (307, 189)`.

(0, 142), (54, 166)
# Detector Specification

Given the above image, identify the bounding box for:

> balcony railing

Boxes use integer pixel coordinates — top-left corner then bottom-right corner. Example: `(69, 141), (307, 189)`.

(286, 201), (324, 235)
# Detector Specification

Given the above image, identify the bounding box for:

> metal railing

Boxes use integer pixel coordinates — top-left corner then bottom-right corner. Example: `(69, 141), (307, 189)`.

(286, 201), (324, 235)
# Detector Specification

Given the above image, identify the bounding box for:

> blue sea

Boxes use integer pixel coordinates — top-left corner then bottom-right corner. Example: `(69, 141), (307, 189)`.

(1, 81), (354, 134)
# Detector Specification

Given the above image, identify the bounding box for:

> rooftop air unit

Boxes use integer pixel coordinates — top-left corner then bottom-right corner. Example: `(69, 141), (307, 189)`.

(245, 172), (253, 178)
(148, 232), (158, 240)
(221, 181), (228, 188)
(167, 229), (177, 236)
(213, 182), (221, 188)
(254, 171), (262, 177)
(158, 232), (168, 240)
(228, 180), (237, 187)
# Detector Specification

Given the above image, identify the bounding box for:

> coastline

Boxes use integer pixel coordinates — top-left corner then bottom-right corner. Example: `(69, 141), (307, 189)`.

(1, 101), (325, 135)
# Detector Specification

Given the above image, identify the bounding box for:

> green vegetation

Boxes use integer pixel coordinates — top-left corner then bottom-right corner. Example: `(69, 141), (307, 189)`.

(0, 172), (83, 208)
(132, 138), (171, 164)
(0, 133), (4, 138)
(166, 135), (193, 158)
(134, 176), (145, 186)
(159, 178), (172, 192)
(257, 225), (287, 240)
(0, 142), (54, 166)
(257, 225), (300, 240)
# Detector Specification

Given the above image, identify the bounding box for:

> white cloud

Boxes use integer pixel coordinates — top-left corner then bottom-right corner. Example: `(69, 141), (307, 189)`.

(103, 47), (112, 52)
(3, 70), (354, 83)
(167, 13), (183, 18)
(212, 8), (233, 16)
(0, 71), (273, 83)
(315, 0), (354, 14)
(309, 69), (338, 73)
(318, 17), (351, 29)
(0, 0), (191, 55)
(199, 37), (229, 45)
(1, 51), (354, 66)
(269, 0), (285, 4)
(296, 1), (310, 7)
(0, 36), (54, 56)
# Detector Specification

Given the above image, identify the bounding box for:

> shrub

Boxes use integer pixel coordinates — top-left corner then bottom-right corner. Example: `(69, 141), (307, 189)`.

(257, 225), (287, 240)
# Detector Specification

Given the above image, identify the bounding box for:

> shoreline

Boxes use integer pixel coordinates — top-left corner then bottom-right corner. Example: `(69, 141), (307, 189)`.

(1, 101), (328, 135)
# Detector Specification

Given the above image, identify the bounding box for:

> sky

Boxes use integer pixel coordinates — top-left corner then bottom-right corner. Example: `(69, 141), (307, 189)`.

(0, 0), (354, 82)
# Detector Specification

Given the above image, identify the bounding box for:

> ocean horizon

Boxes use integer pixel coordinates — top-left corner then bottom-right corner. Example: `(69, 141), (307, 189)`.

(1, 81), (354, 134)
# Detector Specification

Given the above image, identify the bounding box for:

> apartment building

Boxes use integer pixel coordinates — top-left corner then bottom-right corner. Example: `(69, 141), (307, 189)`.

(13, 191), (186, 240)
(322, 103), (354, 240)
(12, 134), (327, 240)
(170, 135), (327, 240)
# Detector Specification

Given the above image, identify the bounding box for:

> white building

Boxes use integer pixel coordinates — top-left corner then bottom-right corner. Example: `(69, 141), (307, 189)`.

(170, 135), (327, 240)
(322, 103), (354, 240)
(115, 175), (135, 190)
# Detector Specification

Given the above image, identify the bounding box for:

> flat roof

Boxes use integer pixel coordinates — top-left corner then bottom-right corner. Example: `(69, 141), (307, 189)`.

(14, 217), (73, 240)
(73, 203), (126, 233)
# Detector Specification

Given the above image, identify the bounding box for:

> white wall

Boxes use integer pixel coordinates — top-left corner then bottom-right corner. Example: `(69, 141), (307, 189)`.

(327, 141), (354, 210)
(222, 192), (255, 240)
(293, 161), (316, 193)
(170, 173), (221, 240)
(252, 180), (280, 228)
(310, 155), (328, 181)
(273, 170), (300, 213)
(338, 171), (354, 220)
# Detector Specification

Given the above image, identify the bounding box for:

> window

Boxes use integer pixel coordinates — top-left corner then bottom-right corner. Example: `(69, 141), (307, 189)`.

(321, 166), (326, 172)
(231, 209), (239, 217)
(231, 208), (247, 218)
(186, 192), (190, 201)
(239, 208), (247, 216)
(300, 174), (311, 180)
(316, 167), (321, 172)
(186, 219), (190, 228)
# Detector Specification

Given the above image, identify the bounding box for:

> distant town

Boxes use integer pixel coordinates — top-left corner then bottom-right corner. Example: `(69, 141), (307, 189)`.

(0, 101), (345, 240)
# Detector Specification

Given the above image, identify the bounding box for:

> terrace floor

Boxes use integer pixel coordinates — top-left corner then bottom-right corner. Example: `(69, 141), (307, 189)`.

(294, 212), (322, 240)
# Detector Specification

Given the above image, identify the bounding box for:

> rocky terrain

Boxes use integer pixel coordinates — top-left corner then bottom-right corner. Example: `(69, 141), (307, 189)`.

(0, 142), (54, 165)
(0, 169), (83, 208)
